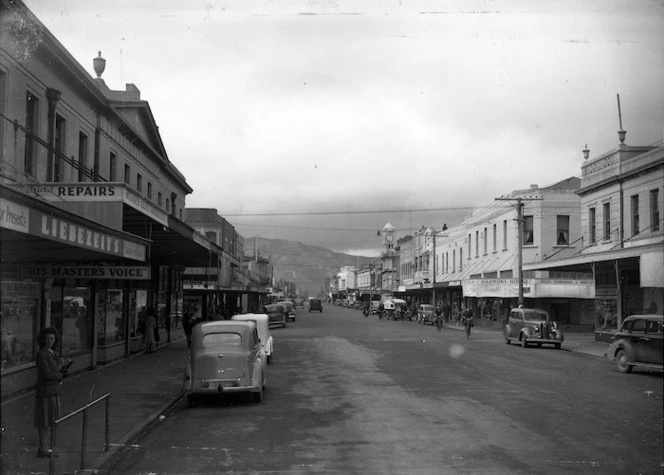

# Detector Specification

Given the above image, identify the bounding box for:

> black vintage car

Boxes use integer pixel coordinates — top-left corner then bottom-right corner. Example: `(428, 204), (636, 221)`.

(309, 299), (323, 312)
(606, 314), (663, 373)
(263, 303), (286, 328)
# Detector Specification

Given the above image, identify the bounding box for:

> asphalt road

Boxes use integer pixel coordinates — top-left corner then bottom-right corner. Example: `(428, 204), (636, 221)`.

(105, 305), (663, 474)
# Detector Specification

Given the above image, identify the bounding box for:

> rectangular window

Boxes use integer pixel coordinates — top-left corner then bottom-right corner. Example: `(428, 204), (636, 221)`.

(24, 92), (39, 177)
(459, 248), (463, 270)
(452, 249), (456, 272)
(631, 195), (639, 236)
(445, 252), (448, 272)
(77, 132), (88, 182)
(603, 202), (611, 240)
(158, 192), (163, 207)
(556, 215), (570, 245)
(651, 189), (660, 232)
(467, 234), (471, 258)
(503, 220), (507, 250)
(492, 224), (497, 252)
(137, 174), (143, 193)
(109, 152), (117, 181)
(147, 182), (153, 199)
(165, 198), (170, 211)
(483, 227), (488, 254)
(523, 215), (534, 245)
(124, 164), (131, 185)
(589, 207), (596, 243)
(475, 230), (479, 257)
(53, 114), (66, 182)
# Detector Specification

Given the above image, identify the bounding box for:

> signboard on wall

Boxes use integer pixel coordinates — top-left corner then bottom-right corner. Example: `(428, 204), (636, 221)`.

(22, 265), (151, 280)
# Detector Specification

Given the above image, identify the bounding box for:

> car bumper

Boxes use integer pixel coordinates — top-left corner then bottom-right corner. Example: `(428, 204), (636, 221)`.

(524, 337), (563, 345)
(188, 379), (259, 394)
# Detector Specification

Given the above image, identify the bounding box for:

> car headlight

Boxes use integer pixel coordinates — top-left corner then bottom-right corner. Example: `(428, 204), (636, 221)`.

(532, 325), (539, 332)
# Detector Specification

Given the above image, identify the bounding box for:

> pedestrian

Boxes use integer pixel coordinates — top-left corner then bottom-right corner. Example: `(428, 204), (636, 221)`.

(434, 305), (443, 331)
(462, 307), (474, 339)
(34, 328), (70, 458)
(378, 301), (384, 321)
(144, 307), (157, 353)
(183, 309), (194, 348)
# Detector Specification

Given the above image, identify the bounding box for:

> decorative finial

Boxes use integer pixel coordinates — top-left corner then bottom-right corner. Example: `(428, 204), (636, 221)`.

(582, 144), (590, 160)
(93, 51), (106, 78)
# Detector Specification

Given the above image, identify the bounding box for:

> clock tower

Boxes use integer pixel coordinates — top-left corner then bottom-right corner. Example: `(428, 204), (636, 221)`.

(380, 223), (397, 293)
(382, 222), (395, 252)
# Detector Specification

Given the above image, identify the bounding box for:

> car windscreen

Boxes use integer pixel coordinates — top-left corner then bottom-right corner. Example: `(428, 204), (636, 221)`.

(523, 312), (547, 321)
(202, 332), (242, 347)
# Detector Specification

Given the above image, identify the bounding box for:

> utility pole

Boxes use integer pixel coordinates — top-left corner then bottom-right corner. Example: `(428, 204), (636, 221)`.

(495, 194), (542, 307)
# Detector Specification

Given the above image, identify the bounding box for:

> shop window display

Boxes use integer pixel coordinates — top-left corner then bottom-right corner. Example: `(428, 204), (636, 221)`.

(49, 287), (92, 355)
(1, 282), (40, 370)
(96, 289), (125, 346)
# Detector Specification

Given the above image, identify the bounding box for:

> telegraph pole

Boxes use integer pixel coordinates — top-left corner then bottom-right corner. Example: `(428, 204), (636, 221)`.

(495, 194), (542, 307)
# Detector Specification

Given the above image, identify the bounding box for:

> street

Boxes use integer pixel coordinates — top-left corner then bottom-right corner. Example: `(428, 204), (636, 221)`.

(105, 305), (663, 474)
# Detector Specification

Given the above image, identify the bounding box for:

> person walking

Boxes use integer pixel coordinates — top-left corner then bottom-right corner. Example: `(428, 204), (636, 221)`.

(183, 309), (194, 348)
(144, 307), (157, 353)
(34, 328), (69, 458)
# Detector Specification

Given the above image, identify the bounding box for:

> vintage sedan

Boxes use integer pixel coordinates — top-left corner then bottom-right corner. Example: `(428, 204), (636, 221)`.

(309, 299), (323, 312)
(417, 304), (436, 324)
(277, 300), (296, 322)
(263, 303), (287, 328)
(231, 313), (274, 364)
(182, 321), (267, 406)
(606, 314), (663, 373)
(504, 307), (564, 349)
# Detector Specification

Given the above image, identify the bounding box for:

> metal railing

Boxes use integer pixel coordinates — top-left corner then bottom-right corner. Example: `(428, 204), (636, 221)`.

(48, 392), (111, 475)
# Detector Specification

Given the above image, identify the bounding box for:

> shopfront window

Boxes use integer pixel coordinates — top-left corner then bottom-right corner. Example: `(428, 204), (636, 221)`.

(47, 286), (92, 356)
(1, 281), (39, 370)
(96, 289), (125, 346)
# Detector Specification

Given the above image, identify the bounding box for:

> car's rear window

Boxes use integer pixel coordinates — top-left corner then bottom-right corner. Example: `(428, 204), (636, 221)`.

(202, 332), (242, 347)
(523, 312), (547, 321)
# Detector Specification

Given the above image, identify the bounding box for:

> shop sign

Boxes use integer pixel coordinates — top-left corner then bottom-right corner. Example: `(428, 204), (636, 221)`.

(0, 198), (29, 232)
(530, 279), (595, 299)
(463, 279), (525, 298)
(448, 281), (461, 286)
(596, 286), (617, 297)
(22, 265), (151, 280)
(183, 283), (211, 290)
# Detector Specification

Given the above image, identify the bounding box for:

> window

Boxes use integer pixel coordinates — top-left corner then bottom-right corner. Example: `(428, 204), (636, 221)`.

(445, 252), (448, 272)
(124, 164), (130, 185)
(137, 174), (143, 193)
(523, 215), (534, 245)
(452, 249), (456, 272)
(589, 208), (596, 243)
(631, 195), (639, 236)
(459, 248), (463, 270)
(158, 192), (163, 207)
(556, 215), (570, 245)
(165, 198), (170, 211)
(492, 223), (497, 252)
(603, 202), (611, 240)
(77, 132), (88, 182)
(147, 182), (152, 199)
(503, 219), (507, 250)
(467, 234), (471, 257)
(475, 230), (479, 257)
(651, 189), (660, 232)
(483, 227), (488, 255)
(205, 231), (217, 244)
(24, 92), (39, 177)
(53, 114), (66, 182)
(109, 152), (117, 181)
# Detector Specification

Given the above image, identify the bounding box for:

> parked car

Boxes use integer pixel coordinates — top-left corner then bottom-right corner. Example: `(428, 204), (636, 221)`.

(182, 320), (267, 406)
(417, 304), (436, 324)
(277, 300), (296, 322)
(504, 307), (564, 349)
(606, 314), (663, 373)
(231, 313), (274, 364)
(309, 298), (323, 312)
(294, 298), (305, 308)
(264, 303), (286, 328)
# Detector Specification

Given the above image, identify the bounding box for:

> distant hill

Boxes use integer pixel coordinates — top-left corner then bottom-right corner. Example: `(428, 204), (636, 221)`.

(244, 237), (373, 297)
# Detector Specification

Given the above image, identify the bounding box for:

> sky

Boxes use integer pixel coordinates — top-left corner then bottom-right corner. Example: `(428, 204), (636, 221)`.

(22, 0), (664, 257)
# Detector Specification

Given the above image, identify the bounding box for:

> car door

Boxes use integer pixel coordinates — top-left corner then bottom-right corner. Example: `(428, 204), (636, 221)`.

(643, 320), (663, 365)
(506, 310), (522, 339)
(629, 318), (648, 363)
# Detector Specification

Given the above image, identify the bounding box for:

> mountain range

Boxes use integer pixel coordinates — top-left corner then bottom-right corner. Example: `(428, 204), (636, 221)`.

(244, 237), (373, 297)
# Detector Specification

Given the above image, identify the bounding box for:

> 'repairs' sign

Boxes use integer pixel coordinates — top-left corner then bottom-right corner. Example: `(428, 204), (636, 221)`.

(22, 265), (151, 280)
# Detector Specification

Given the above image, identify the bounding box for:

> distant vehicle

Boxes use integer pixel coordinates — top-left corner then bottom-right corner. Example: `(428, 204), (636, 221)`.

(504, 307), (564, 349)
(417, 304), (436, 324)
(277, 301), (296, 322)
(232, 313), (274, 364)
(606, 314), (663, 373)
(294, 298), (305, 308)
(309, 299), (323, 312)
(383, 299), (408, 320)
(182, 320), (267, 406)
(263, 303), (286, 328)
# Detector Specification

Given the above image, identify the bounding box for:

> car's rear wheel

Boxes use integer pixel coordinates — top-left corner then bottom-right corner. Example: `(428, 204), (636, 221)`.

(253, 377), (264, 402)
(615, 349), (633, 373)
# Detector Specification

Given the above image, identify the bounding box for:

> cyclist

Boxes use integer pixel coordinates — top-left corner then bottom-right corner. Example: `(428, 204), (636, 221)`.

(461, 307), (474, 339)
(434, 305), (444, 331)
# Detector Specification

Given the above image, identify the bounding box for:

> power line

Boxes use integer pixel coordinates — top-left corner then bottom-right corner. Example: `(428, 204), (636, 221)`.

(224, 206), (476, 217)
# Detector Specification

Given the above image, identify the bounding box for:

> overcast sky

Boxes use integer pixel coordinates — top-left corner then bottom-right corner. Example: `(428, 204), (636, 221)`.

(23, 0), (664, 256)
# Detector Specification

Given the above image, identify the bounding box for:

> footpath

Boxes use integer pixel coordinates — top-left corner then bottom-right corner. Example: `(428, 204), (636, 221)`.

(0, 327), (609, 475)
(1, 338), (188, 475)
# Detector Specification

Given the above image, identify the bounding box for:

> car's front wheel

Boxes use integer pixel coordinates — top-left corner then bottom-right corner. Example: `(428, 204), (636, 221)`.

(521, 336), (529, 348)
(615, 349), (633, 373)
(187, 394), (197, 407)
